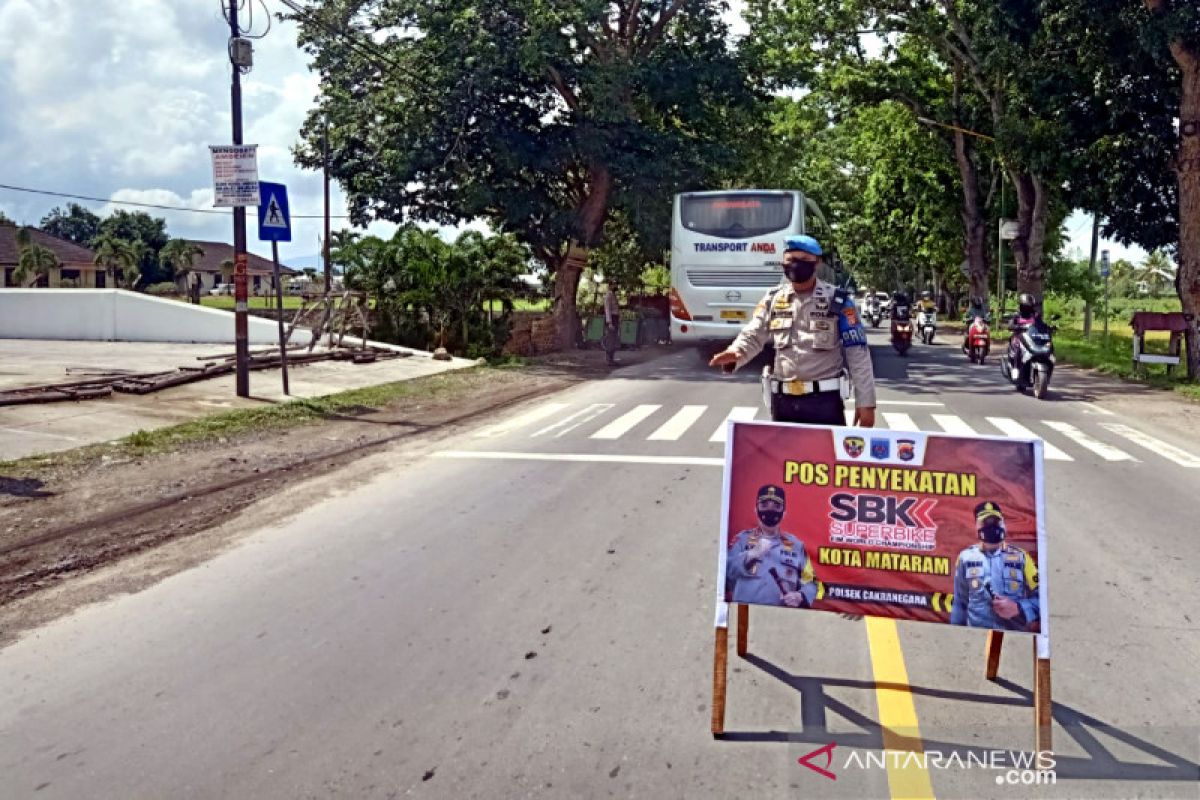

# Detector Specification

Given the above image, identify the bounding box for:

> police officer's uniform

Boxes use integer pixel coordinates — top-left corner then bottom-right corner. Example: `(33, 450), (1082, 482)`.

(949, 502), (1040, 630)
(726, 486), (818, 607)
(728, 279), (877, 425)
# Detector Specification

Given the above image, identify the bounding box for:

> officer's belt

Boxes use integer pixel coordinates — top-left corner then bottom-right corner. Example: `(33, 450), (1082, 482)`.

(770, 376), (841, 396)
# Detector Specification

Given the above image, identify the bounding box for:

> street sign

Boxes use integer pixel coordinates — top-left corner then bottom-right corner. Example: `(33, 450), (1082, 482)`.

(210, 145), (260, 207)
(1101, 249), (1111, 278)
(1000, 219), (1019, 240)
(256, 182), (292, 242)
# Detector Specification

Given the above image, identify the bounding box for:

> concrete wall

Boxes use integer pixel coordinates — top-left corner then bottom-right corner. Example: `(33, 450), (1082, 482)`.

(0, 289), (288, 344)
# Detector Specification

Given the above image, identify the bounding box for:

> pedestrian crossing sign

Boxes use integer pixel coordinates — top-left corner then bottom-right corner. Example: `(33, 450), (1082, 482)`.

(256, 181), (291, 242)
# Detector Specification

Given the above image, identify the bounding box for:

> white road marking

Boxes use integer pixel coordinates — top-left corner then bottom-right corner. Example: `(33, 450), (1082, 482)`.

(985, 417), (1072, 461)
(434, 450), (724, 467)
(931, 414), (978, 436)
(1101, 423), (1200, 468)
(881, 412), (918, 431)
(1042, 421), (1136, 462)
(710, 406), (758, 442)
(590, 404), (662, 440)
(1082, 404), (1116, 417)
(475, 402), (570, 438)
(846, 399), (945, 407)
(531, 403), (614, 438)
(0, 427), (83, 442)
(647, 405), (707, 441)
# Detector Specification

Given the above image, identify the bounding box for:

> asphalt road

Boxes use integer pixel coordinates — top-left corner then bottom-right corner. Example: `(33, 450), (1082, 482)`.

(2, 329), (1199, 799)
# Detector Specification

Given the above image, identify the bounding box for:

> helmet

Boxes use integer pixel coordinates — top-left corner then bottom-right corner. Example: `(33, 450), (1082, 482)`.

(970, 296), (983, 307)
(921, 290), (932, 299)
(783, 235), (823, 257)
(1018, 293), (1037, 316)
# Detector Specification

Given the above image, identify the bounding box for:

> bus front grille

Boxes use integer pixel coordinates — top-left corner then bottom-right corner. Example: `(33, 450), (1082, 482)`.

(685, 269), (784, 288)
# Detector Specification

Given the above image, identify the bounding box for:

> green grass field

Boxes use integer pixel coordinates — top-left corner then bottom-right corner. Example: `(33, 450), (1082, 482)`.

(200, 295), (305, 310)
(1038, 295), (1199, 400)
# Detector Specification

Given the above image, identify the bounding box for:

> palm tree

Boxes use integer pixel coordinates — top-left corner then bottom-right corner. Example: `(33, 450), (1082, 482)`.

(91, 234), (137, 290)
(1136, 250), (1176, 297)
(160, 239), (206, 303)
(13, 228), (59, 287)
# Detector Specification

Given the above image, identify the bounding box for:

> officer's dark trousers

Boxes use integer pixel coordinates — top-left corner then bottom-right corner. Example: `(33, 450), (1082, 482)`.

(770, 390), (845, 425)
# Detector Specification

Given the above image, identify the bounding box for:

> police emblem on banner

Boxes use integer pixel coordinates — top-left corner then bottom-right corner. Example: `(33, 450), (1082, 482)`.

(870, 438), (890, 460)
(897, 440), (916, 461)
(843, 436), (865, 458)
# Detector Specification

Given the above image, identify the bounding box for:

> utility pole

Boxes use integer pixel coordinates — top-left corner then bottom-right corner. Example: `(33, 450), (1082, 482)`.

(227, 0), (250, 397)
(1084, 213), (1100, 339)
(323, 117), (332, 298)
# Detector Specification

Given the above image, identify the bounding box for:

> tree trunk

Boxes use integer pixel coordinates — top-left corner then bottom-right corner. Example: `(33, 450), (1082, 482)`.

(954, 130), (991, 310)
(553, 164), (614, 350)
(1170, 35), (1200, 377)
(1084, 213), (1100, 338)
(1008, 170), (1049, 302)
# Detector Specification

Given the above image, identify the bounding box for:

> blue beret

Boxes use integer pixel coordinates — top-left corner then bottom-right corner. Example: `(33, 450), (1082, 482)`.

(783, 235), (823, 256)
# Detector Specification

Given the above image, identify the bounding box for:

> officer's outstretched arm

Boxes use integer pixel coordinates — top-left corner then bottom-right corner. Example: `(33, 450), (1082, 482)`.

(949, 561), (968, 625)
(727, 292), (773, 369)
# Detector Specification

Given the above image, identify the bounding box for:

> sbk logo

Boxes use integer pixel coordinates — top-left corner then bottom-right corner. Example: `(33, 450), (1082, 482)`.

(829, 493), (937, 528)
(798, 742), (838, 780)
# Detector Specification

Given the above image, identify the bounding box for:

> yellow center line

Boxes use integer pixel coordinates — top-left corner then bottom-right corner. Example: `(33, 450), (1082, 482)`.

(865, 616), (936, 800)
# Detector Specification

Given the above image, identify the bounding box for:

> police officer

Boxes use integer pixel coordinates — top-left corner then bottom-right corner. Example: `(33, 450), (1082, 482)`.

(726, 485), (817, 608)
(949, 501), (1040, 631)
(708, 235), (877, 427)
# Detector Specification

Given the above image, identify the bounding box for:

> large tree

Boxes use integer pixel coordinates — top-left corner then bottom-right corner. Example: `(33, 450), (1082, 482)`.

(290, 0), (757, 348)
(97, 210), (170, 285)
(39, 203), (102, 247)
(1143, 0), (1200, 375)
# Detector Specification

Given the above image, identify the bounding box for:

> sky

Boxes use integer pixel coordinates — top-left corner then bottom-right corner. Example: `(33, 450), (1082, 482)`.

(0, 0), (1149, 268)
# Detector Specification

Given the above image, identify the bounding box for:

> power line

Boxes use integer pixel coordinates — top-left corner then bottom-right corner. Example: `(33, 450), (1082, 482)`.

(0, 182), (350, 219)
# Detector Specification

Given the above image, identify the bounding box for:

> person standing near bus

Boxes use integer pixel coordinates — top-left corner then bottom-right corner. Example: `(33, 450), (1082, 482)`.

(708, 235), (877, 427)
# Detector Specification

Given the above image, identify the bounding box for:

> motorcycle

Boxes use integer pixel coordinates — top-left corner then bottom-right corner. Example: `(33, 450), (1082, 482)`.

(964, 316), (991, 364)
(890, 304), (913, 355)
(868, 305), (882, 328)
(1000, 315), (1058, 399)
(916, 309), (937, 344)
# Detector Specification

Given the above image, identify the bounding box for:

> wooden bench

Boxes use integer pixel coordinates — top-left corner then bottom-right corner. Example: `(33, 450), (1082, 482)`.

(1130, 311), (1186, 375)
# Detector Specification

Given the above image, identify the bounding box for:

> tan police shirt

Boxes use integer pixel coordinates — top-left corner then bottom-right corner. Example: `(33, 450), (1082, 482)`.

(729, 279), (877, 408)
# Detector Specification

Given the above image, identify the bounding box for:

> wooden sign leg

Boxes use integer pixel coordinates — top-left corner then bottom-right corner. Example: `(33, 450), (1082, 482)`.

(736, 603), (749, 657)
(985, 630), (1004, 680)
(1034, 635), (1052, 753)
(711, 625), (729, 737)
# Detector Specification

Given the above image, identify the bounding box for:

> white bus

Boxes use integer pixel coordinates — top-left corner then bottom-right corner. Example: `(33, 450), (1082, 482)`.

(669, 189), (834, 344)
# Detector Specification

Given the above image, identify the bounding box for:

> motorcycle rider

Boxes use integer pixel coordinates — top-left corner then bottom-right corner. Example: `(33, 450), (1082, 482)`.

(1010, 293), (1040, 330)
(961, 295), (990, 352)
(917, 290), (937, 315)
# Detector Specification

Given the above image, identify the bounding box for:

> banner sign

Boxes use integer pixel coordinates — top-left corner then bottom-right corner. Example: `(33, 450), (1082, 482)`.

(210, 145), (260, 207)
(718, 421), (1048, 634)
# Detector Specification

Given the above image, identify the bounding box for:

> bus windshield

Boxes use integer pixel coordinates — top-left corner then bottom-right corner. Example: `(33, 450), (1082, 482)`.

(680, 193), (794, 239)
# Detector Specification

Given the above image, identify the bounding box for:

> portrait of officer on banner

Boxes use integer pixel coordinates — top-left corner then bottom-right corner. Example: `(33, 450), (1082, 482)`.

(950, 501), (1040, 632)
(726, 484), (818, 609)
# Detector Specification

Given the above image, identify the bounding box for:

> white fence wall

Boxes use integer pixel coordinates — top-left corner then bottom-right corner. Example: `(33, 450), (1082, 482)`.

(0, 289), (287, 344)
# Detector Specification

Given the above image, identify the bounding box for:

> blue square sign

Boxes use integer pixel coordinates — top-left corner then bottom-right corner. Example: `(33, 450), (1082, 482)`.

(257, 182), (291, 242)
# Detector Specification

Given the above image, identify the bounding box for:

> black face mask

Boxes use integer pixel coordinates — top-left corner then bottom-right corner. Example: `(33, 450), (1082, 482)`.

(979, 522), (1005, 544)
(783, 260), (816, 283)
(757, 509), (784, 527)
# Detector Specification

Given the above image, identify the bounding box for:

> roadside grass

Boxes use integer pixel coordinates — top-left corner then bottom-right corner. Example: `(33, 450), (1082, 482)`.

(0, 366), (503, 476)
(200, 296), (305, 310)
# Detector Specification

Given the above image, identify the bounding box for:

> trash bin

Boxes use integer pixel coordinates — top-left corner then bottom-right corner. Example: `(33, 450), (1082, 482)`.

(619, 318), (639, 347)
(584, 315), (605, 344)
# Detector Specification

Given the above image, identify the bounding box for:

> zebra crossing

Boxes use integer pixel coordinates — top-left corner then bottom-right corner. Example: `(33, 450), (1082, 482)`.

(473, 400), (1200, 468)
